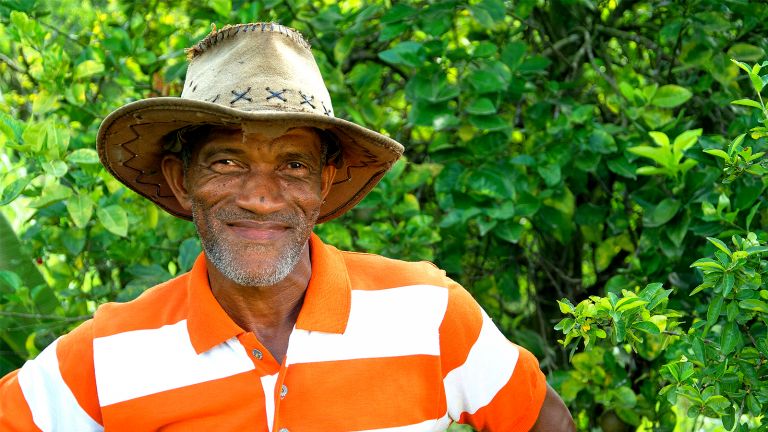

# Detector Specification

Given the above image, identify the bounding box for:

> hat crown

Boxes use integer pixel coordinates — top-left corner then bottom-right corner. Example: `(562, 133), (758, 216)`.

(180, 23), (334, 117)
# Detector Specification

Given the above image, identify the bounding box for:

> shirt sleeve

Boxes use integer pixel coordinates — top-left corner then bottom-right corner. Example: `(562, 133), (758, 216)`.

(439, 282), (547, 431)
(0, 320), (103, 432)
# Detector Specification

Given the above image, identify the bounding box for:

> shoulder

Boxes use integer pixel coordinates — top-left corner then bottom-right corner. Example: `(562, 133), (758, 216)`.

(92, 272), (190, 337)
(339, 250), (454, 290)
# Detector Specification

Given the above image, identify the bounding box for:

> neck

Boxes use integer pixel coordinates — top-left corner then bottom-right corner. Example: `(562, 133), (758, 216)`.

(207, 243), (312, 363)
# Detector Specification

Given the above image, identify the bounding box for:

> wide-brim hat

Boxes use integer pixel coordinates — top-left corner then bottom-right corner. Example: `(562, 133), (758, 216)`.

(97, 22), (404, 223)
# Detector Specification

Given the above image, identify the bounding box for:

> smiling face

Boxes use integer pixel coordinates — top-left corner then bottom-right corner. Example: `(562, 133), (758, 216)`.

(162, 126), (335, 287)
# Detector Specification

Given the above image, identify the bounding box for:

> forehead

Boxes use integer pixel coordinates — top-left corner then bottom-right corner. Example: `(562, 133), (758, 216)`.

(199, 126), (322, 152)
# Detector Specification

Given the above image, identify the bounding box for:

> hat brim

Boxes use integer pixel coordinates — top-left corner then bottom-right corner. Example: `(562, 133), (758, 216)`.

(97, 98), (404, 223)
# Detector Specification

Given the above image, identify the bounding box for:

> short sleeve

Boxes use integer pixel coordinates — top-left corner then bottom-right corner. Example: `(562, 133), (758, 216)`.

(439, 283), (547, 431)
(0, 320), (103, 431)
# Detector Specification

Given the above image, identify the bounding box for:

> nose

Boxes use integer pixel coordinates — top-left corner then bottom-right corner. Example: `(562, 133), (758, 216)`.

(233, 168), (288, 214)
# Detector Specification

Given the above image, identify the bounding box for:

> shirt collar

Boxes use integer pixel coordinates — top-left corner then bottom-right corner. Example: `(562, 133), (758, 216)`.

(187, 232), (351, 354)
(295, 232), (351, 334)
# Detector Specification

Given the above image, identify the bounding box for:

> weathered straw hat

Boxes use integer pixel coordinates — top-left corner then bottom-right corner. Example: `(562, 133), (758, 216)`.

(97, 22), (404, 223)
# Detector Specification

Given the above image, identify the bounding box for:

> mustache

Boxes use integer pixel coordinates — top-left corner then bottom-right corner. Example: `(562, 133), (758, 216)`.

(212, 207), (303, 225)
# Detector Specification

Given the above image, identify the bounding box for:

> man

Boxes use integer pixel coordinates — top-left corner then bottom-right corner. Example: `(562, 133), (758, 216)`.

(0, 22), (574, 431)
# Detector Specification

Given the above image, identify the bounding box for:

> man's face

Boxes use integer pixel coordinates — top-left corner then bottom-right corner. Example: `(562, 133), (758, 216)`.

(171, 126), (334, 287)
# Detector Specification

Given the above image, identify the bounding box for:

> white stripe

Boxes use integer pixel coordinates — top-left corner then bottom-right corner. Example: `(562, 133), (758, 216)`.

(286, 285), (449, 365)
(260, 373), (278, 432)
(443, 311), (519, 419)
(93, 320), (254, 405)
(17, 338), (103, 432)
(358, 414), (452, 431)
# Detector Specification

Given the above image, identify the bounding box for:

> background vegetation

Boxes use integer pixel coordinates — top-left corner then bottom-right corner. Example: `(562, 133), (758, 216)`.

(1, 0), (768, 430)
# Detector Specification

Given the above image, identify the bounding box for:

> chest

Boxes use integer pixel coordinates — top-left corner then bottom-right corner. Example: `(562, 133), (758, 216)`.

(92, 307), (451, 431)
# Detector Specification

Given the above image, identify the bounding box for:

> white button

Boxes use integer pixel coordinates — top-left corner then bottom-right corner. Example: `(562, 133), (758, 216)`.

(280, 384), (288, 399)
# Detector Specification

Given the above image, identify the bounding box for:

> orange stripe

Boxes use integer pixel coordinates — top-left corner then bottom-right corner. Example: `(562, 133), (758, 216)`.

(278, 355), (446, 430)
(94, 278), (188, 337)
(344, 252), (451, 291)
(100, 371), (266, 431)
(0, 370), (42, 432)
(56, 320), (102, 424)
(459, 346), (546, 430)
(439, 283), (483, 378)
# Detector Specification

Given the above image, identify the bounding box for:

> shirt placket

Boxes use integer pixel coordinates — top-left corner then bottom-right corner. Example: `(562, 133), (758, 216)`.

(237, 332), (282, 431)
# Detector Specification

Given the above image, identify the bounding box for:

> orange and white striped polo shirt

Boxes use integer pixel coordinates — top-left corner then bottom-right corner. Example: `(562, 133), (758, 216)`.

(0, 233), (546, 431)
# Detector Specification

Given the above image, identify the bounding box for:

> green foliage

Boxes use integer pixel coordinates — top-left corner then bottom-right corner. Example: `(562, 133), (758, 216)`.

(2, 1), (768, 431)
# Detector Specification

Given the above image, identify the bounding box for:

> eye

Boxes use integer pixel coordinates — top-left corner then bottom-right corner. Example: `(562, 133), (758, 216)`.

(287, 161), (307, 170)
(209, 159), (244, 173)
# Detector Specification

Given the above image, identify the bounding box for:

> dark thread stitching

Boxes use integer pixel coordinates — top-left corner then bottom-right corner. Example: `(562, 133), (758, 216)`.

(299, 91), (315, 109)
(186, 23), (312, 59)
(322, 101), (332, 116)
(230, 87), (253, 104)
(208, 94), (220, 103)
(266, 87), (288, 102)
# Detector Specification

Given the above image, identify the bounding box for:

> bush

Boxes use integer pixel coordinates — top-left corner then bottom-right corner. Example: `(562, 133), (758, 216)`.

(1, 1), (767, 430)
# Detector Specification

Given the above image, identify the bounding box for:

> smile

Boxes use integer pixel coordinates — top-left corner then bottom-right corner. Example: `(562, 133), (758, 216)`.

(225, 220), (292, 241)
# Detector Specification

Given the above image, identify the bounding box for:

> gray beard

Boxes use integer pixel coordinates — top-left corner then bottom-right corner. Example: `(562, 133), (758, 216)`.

(191, 201), (315, 287)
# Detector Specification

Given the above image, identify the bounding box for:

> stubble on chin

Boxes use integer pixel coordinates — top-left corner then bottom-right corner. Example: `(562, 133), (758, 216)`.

(191, 200), (318, 287)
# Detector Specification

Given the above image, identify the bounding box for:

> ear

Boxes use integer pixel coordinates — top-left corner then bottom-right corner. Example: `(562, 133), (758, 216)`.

(161, 155), (193, 211)
(319, 164), (336, 200)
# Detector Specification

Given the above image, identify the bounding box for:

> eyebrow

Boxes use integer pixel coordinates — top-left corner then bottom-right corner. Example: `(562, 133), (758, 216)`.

(198, 146), (247, 161)
(280, 151), (320, 164)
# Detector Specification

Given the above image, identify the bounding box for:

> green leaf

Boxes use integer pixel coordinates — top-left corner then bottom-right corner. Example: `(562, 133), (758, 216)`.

(467, 68), (509, 94)
(704, 395), (732, 414)
(41, 160), (68, 178)
(646, 198), (680, 227)
(97, 205), (129, 237)
(707, 296), (723, 324)
(627, 145), (670, 166)
(405, 72), (460, 103)
(616, 296), (648, 312)
(648, 131), (670, 147)
(707, 237), (732, 257)
(750, 72), (764, 93)
(691, 258), (725, 271)
(378, 41), (424, 68)
(727, 43), (765, 62)
(0, 176), (33, 206)
(612, 386), (637, 408)
(703, 149), (730, 161)
(606, 156), (636, 179)
(731, 98), (763, 109)
(178, 237), (201, 272)
(468, 114), (508, 131)
(731, 59), (752, 73)
(632, 321), (661, 335)
(74, 59), (105, 80)
(721, 273), (735, 297)
(720, 321), (740, 355)
(380, 4), (414, 23)
(537, 163), (561, 187)
(465, 98), (497, 115)
(739, 299), (768, 313)
(28, 183), (72, 208)
(206, 0), (231, 16)
(651, 85), (693, 108)
(494, 221), (524, 243)
(67, 148), (100, 164)
(31, 90), (59, 115)
(672, 129), (701, 154)
(557, 299), (575, 314)
(65, 193), (94, 229)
